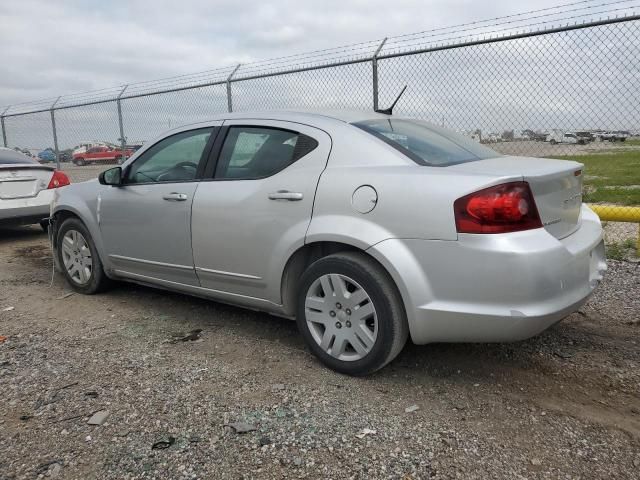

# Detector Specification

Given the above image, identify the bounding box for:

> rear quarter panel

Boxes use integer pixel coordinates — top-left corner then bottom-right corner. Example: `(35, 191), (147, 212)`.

(307, 128), (520, 245)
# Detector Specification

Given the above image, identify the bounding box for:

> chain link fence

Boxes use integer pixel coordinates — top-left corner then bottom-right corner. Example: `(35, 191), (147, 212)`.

(2, 15), (639, 258)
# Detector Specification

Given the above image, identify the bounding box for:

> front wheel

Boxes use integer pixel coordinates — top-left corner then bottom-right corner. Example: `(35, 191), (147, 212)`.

(115, 155), (124, 165)
(74, 158), (85, 166)
(56, 217), (111, 294)
(296, 252), (408, 376)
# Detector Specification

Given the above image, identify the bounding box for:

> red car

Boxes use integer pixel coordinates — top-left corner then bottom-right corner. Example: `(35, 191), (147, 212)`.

(72, 146), (134, 166)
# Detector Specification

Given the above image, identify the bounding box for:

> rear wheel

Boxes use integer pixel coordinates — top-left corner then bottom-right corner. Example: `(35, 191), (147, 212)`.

(56, 218), (111, 294)
(116, 155), (124, 165)
(296, 252), (408, 376)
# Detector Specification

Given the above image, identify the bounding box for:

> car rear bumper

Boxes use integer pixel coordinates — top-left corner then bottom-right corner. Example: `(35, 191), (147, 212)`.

(0, 190), (53, 226)
(368, 205), (606, 344)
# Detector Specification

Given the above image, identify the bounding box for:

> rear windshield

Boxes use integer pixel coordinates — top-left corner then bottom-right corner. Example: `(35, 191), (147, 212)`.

(0, 148), (37, 165)
(353, 118), (500, 167)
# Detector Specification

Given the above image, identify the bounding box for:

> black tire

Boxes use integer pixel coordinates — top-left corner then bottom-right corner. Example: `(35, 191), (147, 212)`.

(75, 158), (85, 166)
(115, 155), (124, 165)
(549, 139), (557, 145)
(296, 252), (408, 376)
(56, 217), (111, 294)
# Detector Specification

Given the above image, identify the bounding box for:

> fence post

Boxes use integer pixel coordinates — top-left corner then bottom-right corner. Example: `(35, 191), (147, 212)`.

(50, 97), (61, 170)
(117, 85), (128, 162)
(227, 64), (241, 113)
(372, 38), (387, 111)
(1, 106), (10, 147)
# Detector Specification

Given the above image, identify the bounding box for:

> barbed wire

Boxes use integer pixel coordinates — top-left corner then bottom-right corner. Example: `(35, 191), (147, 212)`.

(382, 5), (640, 55)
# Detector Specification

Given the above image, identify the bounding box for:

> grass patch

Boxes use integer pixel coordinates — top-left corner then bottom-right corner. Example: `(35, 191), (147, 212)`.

(555, 150), (640, 205)
(606, 238), (637, 260)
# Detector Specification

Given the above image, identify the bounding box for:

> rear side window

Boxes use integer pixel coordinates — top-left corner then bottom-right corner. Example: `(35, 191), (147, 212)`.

(353, 119), (500, 167)
(0, 148), (37, 165)
(215, 126), (318, 180)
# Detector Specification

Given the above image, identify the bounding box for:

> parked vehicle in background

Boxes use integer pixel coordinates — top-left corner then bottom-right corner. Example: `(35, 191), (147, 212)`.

(37, 149), (57, 163)
(546, 131), (584, 145)
(14, 147), (34, 157)
(0, 147), (70, 230)
(49, 110), (605, 375)
(612, 130), (631, 141)
(527, 131), (548, 142)
(126, 144), (144, 153)
(58, 150), (73, 162)
(575, 131), (594, 143)
(594, 131), (629, 142)
(72, 145), (135, 166)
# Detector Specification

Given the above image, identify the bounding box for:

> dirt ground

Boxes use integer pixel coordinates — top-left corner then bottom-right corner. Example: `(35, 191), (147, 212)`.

(1, 226), (639, 480)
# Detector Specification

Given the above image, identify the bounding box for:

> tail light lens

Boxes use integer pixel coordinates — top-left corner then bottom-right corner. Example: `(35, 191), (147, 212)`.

(47, 170), (71, 189)
(454, 181), (542, 234)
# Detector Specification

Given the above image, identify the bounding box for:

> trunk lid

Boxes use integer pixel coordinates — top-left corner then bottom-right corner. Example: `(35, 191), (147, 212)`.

(0, 164), (54, 200)
(449, 156), (584, 239)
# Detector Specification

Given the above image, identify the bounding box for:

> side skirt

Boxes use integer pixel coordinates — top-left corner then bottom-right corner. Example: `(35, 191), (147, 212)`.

(110, 269), (294, 320)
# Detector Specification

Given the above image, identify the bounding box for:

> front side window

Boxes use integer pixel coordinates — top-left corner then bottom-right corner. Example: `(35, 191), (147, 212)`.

(126, 128), (213, 184)
(353, 118), (500, 167)
(215, 126), (318, 180)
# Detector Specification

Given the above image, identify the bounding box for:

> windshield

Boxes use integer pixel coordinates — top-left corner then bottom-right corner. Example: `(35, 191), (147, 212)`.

(353, 118), (500, 167)
(0, 148), (38, 165)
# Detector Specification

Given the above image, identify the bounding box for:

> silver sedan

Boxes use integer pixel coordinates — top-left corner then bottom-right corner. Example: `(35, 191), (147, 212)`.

(50, 110), (606, 375)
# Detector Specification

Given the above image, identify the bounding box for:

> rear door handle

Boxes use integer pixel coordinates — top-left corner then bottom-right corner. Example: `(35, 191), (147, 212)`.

(162, 193), (188, 201)
(268, 190), (303, 201)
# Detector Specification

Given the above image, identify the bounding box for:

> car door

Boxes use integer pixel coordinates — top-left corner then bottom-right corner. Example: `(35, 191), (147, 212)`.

(191, 120), (331, 304)
(99, 125), (219, 286)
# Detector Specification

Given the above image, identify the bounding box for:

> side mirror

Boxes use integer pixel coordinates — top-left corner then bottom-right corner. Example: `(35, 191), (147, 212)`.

(99, 167), (123, 186)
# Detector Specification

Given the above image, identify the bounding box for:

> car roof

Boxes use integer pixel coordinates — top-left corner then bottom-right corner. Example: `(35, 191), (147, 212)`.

(159, 109), (400, 139)
(200, 109), (393, 126)
(0, 147), (38, 165)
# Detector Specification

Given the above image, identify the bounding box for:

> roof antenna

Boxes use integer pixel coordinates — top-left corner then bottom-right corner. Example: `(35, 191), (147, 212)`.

(375, 85), (407, 115)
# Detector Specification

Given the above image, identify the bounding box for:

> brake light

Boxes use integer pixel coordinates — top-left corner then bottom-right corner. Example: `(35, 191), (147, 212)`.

(454, 181), (542, 234)
(47, 170), (71, 189)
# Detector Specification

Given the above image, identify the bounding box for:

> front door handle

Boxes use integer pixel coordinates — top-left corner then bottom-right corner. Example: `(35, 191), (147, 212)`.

(268, 190), (303, 201)
(163, 192), (188, 201)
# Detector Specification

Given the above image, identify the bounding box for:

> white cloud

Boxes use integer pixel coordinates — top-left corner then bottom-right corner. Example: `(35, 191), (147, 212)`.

(0, 0), (569, 105)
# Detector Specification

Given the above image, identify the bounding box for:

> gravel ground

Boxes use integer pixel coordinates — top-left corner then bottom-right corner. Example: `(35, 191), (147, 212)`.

(1, 226), (639, 480)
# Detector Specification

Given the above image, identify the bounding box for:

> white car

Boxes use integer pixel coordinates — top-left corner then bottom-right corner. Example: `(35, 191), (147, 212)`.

(547, 132), (583, 145)
(0, 147), (70, 229)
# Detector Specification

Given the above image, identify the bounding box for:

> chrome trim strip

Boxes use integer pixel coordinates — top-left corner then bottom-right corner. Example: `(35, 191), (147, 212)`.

(112, 269), (278, 306)
(109, 254), (193, 271)
(195, 266), (262, 280)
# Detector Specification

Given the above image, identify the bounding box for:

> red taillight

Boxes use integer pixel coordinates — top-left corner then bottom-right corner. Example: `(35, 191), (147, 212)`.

(454, 181), (542, 234)
(47, 170), (71, 189)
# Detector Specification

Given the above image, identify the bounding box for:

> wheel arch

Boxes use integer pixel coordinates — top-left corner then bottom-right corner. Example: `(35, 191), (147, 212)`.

(279, 240), (408, 321)
(51, 206), (110, 276)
